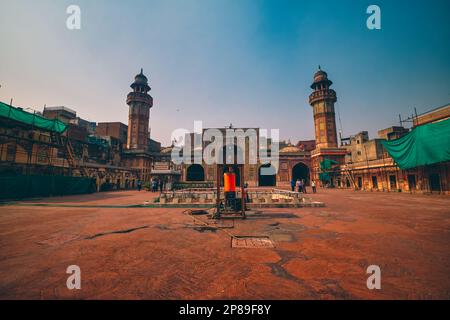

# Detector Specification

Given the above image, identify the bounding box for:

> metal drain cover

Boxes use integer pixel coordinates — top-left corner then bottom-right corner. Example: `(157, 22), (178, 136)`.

(232, 236), (275, 248)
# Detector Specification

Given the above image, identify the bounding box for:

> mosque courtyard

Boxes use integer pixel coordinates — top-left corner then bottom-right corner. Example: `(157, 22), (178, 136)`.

(0, 188), (448, 299)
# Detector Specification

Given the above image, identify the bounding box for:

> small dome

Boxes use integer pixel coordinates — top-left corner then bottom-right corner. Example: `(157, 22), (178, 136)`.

(130, 68), (151, 92)
(313, 69), (328, 82)
(134, 68), (148, 84)
(160, 146), (173, 154)
(311, 66), (333, 89)
(280, 145), (301, 153)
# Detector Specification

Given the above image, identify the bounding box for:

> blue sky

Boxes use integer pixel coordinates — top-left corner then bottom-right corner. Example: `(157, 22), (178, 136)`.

(0, 0), (449, 145)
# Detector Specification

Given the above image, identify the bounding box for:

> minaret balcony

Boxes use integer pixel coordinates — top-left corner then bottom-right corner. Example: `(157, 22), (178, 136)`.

(127, 92), (153, 106)
(309, 89), (337, 105)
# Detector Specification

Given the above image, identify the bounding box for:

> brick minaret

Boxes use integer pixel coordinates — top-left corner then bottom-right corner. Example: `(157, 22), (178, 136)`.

(308, 67), (347, 185)
(126, 69), (153, 150)
(309, 67), (338, 149)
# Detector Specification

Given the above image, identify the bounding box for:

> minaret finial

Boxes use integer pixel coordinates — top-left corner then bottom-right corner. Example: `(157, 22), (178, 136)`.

(318, 65), (321, 70)
(140, 68), (143, 74)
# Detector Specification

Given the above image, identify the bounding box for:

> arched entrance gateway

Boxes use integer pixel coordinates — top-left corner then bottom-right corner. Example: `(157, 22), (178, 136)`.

(258, 163), (277, 186)
(292, 162), (310, 185)
(186, 164), (205, 181)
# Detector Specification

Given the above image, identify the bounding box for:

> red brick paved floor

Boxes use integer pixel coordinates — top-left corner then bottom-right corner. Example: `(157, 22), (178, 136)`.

(0, 188), (448, 299)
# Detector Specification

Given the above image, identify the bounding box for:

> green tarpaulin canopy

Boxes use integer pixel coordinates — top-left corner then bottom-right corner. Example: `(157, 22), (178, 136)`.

(319, 158), (338, 182)
(381, 118), (450, 170)
(0, 101), (67, 133)
(320, 158), (338, 170)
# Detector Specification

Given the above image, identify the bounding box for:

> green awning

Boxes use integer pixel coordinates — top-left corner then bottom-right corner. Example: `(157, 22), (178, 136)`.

(320, 158), (338, 170)
(381, 118), (450, 169)
(0, 101), (67, 133)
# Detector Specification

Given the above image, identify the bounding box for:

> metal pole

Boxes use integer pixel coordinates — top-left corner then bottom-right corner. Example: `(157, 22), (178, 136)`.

(381, 147), (388, 192)
(241, 164), (246, 218)
(215, 164), (220, 218)
(363, 145), (370, 190)
(414, 107), (418, 126)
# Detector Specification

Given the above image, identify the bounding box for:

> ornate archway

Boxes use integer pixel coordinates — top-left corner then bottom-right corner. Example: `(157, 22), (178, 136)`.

(292, 162), (310, 185)
(258, 163), (276, 187)
(186, 164), (205, 181)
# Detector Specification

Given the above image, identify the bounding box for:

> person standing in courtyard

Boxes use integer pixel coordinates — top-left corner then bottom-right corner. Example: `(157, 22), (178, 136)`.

(302, 179), (307, 193)
(290, 178), (296, 192)
(311, 179), (317, 193)
(244, 182), (250, 208)
(137, 179), (142, 192)
(296, 179), (302, 193)
(159, 178), (164, 193)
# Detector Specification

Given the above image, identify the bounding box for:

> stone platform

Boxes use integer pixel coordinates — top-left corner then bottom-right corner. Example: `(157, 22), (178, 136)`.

(154, 188), (325, 208)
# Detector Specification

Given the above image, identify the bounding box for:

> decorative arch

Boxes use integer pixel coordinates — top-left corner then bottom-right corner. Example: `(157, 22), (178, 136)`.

(258, 163), (277, 187)
(186, 164), (205, 181)
(291, 162), (310, 185)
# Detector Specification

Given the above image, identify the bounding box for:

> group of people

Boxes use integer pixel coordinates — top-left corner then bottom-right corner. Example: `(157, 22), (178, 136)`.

(135, 178), (166, 192)
(150, 178), (165, 193)
(291, 178), (317, 194)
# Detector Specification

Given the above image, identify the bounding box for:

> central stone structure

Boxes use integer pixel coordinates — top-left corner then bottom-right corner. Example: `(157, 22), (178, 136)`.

(156, 188), (324, 208)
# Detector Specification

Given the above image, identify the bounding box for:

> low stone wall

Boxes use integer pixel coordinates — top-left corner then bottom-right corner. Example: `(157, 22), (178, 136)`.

(156, 188), (322, 207)
(159, 190), (216, 204)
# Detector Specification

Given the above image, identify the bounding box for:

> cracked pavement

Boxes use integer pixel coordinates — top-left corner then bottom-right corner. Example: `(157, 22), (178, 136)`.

(0, 188), (449, 299)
